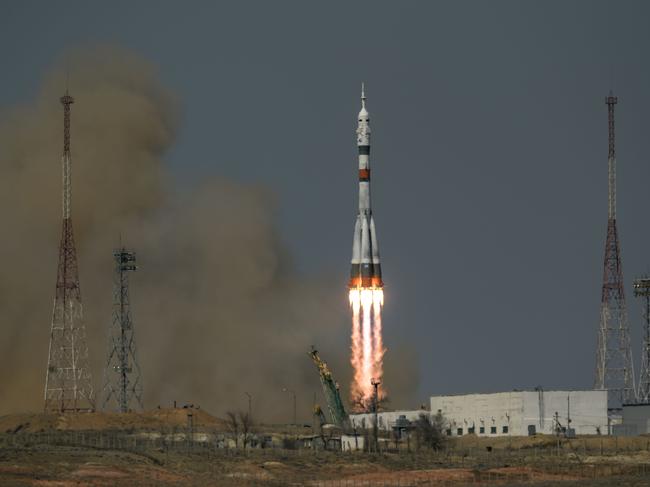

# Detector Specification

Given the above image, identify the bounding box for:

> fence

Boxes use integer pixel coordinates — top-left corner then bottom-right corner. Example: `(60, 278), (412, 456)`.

(2, 431), (650, 486)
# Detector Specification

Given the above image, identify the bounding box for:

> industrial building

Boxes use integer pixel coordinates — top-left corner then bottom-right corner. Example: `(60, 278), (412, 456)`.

(430, 390), (608, 436)
(351, 390), (608, 437)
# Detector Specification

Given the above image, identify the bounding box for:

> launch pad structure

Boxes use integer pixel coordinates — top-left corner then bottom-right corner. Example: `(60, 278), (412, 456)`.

(308, 347), (348, 427)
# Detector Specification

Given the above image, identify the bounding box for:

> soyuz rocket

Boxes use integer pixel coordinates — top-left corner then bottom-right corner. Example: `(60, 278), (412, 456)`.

(349, 85), (383, 289)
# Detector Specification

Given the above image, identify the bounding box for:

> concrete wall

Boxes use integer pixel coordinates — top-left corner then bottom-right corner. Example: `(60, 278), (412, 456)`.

(430, 390), (607, 437)
(622, 404), (650, 435)
(430, 392), (523, 436)
(521, 390), (607, 436)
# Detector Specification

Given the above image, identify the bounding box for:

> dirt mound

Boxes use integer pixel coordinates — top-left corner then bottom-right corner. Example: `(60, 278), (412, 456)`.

(0, 408), (225, 433)
(335, 466), (580, 486)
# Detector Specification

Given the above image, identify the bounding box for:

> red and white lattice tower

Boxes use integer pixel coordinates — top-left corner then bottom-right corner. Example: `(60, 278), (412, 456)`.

(594, 92), (636, 407)
(43, 91), (95, 412)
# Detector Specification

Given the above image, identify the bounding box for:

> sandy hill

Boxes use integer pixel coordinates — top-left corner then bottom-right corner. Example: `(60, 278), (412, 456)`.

(0, 407), (226, 434)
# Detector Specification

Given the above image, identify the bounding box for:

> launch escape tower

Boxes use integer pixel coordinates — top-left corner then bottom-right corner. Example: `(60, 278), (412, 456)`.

(44, 91), (95, 413)
(634, 278), (650, 403)
(101, 248), (143, 412)
(594, 92), (636, 407)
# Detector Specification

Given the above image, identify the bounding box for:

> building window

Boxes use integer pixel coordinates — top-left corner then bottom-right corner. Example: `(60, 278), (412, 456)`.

(457, 428), (463, 436)
(445, 429), (452, 436)
(468, 426), (475, 434)
(490, 426), (497, 434)
(479, 426), (485, 434)
(502, 426), (509, 434)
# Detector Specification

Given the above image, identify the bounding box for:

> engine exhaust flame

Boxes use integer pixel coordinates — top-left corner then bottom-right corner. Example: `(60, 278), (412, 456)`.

(349, 287), (385, 409)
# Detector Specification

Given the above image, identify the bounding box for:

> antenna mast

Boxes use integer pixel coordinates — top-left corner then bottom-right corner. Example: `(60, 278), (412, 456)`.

(594, 92), (636, 407)
(607, 92), (617, 219)
(635, 278), (650, 403)
(101, 248), (143, 412)
(44, 92), (95, 413)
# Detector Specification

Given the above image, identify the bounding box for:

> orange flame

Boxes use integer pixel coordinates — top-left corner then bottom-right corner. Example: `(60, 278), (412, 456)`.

(349, 287), (385, 409)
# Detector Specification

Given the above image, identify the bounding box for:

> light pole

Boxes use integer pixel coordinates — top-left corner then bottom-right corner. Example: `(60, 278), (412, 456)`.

(282, 388), (296, 426)
(371, 378), (381, 453)
(244, 392), (252, 421)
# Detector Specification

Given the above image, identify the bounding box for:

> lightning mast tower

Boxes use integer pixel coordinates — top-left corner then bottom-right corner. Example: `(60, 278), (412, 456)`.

(101, 248), (143, 412)
(634, 278), (650, 403)
(594, 92), (636, 406)
(44, 91), (95, 412)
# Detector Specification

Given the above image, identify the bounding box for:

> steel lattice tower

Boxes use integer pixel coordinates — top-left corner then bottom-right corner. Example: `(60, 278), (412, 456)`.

(101, 248), (143, 412)
(594, 92), (636, 407)
(634, 278), (650, 403)
(44, 91), (95, 413)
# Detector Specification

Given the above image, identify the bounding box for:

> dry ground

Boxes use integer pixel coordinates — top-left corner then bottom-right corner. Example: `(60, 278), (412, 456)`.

(1, 411), (650, 486)
(0, 408), (225, 435)
(2, 444), (650, 486)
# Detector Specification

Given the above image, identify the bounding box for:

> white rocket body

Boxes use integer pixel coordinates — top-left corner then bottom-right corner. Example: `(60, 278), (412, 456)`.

(350, 85), (382, 289)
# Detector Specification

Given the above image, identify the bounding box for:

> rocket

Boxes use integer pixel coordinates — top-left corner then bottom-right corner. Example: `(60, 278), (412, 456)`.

(349, 84), (383, 289)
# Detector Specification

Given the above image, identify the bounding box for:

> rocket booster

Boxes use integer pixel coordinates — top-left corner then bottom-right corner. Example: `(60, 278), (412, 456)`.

(349, 84), (383, 289)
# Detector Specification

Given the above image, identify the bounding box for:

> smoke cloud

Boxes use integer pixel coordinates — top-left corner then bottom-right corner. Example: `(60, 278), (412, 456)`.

(0, 47), (417, 421)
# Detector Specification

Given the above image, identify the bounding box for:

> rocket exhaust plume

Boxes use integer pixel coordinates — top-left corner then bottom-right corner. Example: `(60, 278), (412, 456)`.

(349, 84), (386, 410)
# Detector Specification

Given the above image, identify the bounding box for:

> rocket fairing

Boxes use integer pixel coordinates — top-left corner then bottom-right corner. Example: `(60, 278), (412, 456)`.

(349, 84), (383, 289)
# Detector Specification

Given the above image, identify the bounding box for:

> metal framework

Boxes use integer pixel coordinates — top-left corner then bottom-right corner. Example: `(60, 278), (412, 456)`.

(594, 92), (636, 407)
(44, 91), (95, 413)
(634, 278), (650, 403)
(101, 248), (143, 412)
(308, 347), (348, 427)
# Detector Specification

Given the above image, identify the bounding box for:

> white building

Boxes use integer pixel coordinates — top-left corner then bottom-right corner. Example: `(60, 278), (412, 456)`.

(430, 390), (608, 437)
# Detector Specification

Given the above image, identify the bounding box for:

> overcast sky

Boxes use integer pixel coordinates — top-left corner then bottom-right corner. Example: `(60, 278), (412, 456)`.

(2, 1), (650, 403)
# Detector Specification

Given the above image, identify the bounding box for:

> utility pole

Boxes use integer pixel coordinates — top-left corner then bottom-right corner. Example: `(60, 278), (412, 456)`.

(282, 388), (296, 427)
(567, 394), (572, 437)
(371, 378), (381, 453)
(44, 90), (94, 413)
(187, 410), (194, 453)
(554, 411), (560, 456)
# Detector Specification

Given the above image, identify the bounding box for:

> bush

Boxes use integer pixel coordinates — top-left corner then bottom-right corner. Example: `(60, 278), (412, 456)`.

(414, 412), (446, 451)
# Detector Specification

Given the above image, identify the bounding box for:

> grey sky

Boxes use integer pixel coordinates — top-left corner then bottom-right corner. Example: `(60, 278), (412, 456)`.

(2, 1), (650, 403)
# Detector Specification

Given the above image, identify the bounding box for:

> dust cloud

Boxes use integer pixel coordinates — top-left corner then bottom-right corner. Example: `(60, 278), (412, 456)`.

(0, 47), (418, 421)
